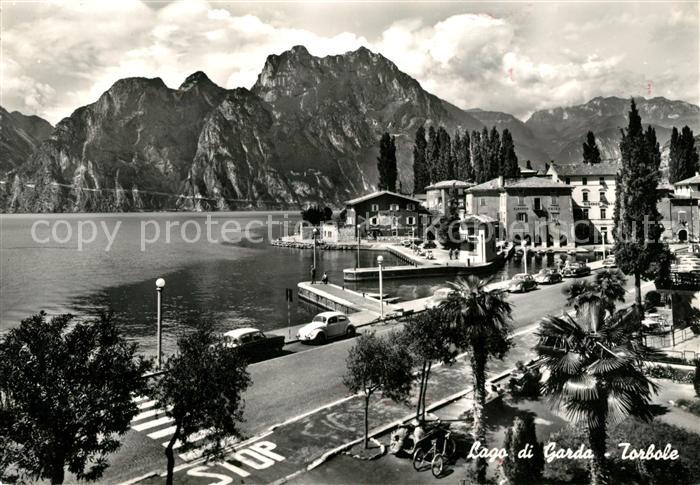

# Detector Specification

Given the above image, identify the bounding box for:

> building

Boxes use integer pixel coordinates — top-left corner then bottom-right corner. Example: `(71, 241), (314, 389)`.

(547, 162), (618, 244)
(458, 215), (498, 264)
(344, 190), (428, 239)
(658, 174), (700, 243)
(465, 176), (574, 247)
(424, 180), (473, 217)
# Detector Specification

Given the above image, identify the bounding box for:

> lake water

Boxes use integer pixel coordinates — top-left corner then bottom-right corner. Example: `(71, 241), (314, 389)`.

(0, 212), (593, 356)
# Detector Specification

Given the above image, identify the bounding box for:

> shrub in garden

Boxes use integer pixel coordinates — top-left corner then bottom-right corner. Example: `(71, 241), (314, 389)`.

(500, 414), (544, 484)
(644, 290), (662, 310)
(695, 359), (700, 396)
(644, 364), (694, 383)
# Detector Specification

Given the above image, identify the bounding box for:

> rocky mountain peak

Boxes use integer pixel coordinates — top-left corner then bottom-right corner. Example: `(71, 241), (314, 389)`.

(178, 71), (219, 92)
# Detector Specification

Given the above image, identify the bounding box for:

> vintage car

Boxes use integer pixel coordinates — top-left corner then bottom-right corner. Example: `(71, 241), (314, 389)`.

(297, 311), (355, 344)
(401, 238), (422, 247)
(223, 327), (285, 359)
(507, 273), (538, 293)
(561, 262), (592, 278)
(602, 256), (617, 268)
(534, 269), (563, 285)
(419, 240), (437, 250)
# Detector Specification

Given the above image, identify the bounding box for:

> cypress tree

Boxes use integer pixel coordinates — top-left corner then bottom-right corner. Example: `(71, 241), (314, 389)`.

(436, 126), (452, 181)
(377, 132), (397, 191)
(677, 126), (699, 181)
(412, 126), (429, 193)
(669, 127), (680, 183)
(582, 131), (602, 164)
(501, 129), (520, 178)
(488, 126), (501, 179)
(613, 99), (672, 322)
(471, 130), (484, 183)
(480, 126), (490, 181)
(426, 126), (439, 184)
(453, 131), (462, 180)
(462, 130), (473, 181)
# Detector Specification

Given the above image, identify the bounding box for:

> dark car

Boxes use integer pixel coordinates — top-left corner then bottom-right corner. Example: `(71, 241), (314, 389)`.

(534, 269), (563, 285)
(420, 240), (437, 249)
(223, 327), (285, 359)
(507, 273), (538, 293)
(561, 262), (592, 278)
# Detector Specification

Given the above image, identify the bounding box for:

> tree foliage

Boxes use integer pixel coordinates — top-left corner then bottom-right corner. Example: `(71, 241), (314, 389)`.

(613, 99), (672, 318)
(501, 414), (544, 485)
(440, 276), (512, 483)
(401, 308), (457, 421)
(343, 332), (413, 448)
(300, 205), (333, 226)
(437, 184), (463, 250)
(500, 129), (520, 178)
(412, 126), (429, 193)
(0, 312), (150, 484)
(582, 131), (602, 164)
(669, 125), (699, 183)
(154, 329), (251, 485)
(377, 132), (398, 191)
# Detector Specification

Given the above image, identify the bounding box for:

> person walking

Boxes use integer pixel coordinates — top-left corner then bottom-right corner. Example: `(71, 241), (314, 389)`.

(310, 265), (317, 284)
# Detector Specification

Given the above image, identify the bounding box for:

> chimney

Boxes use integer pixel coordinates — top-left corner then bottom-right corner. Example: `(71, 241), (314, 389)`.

(498, 176), (504, 187)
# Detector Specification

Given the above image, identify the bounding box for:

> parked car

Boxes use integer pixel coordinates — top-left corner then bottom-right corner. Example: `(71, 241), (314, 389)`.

(297, 311), (355, 344)
(401, 238), (422, 247)
(534, 269), (563, 285)
(223, 327), (285, 359)
(427, 287), (452, 308)
(602, 256), (617, 268)
(507, 273), (538, 293)
(419, 240), (437, 250)
(561, 262), (592, 278)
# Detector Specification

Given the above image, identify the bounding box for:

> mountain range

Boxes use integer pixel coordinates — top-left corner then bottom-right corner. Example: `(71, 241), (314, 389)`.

(2, 45), (698, 213)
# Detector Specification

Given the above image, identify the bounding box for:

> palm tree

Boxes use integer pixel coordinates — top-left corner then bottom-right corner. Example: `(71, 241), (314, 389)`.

(440, 276), (512, 483)
(563, 269), (627, 331)
(535, 312), (658, 485)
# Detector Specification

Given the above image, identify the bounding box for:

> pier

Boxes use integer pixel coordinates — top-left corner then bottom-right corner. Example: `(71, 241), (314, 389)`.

(343, 262), (493, 281)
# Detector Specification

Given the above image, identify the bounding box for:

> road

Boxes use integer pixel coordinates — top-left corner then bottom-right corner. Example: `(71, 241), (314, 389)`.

(241, 273), (637, 436)
(104, 273), (639, 484)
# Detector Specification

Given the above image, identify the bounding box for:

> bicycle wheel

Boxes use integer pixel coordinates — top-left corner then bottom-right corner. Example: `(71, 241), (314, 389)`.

(431, 454), (444, 477)
(412, 448), (427, 471)
(444, 437), (457, 458)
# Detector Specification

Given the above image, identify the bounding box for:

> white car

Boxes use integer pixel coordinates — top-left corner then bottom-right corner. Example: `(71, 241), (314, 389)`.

(297, 311), (355, 344)
(427, 287), (452, 308)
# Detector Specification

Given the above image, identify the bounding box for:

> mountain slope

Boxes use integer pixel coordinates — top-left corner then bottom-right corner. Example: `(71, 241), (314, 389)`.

(0, 107), (53, 173)
(526, 96), (700, 163)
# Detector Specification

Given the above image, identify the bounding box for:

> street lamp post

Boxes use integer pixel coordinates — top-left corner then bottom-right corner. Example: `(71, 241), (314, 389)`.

(523, 244), (528, 274)
(312, 227), (319, 269)
(377, 255), (384, 320)
(356, 223), (362, 269)
(155, 277), (165, 370)
(602, 231), (607, 260)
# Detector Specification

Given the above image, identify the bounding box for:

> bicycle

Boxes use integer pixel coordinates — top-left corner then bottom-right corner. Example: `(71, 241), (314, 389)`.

(412, 429), (455, 477)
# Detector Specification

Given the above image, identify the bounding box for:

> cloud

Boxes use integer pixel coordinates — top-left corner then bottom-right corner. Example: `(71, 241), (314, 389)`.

(1, 1), (697, 124)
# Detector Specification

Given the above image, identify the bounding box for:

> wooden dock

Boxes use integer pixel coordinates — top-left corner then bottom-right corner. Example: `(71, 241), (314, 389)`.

(343, 262), (494, 281)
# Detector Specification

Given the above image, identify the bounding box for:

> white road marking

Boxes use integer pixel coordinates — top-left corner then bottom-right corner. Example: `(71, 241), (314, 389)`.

(148, 425), (178, 439)
(132, 416), (174, 431)
(137, 400), (157, 410)
(165, 428), (213, 450)
(131, 407), (171, 422)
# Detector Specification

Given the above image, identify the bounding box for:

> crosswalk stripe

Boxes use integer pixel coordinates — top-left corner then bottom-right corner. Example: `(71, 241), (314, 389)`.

(132, 416), (174, 432)
(164, 428), (213, 450)
(178, 437), (238, 461)
(137, 400), (157, 410)
(132, 395), (149, 403)
(148, 425), (178, 440)
(131, 407), (171, 422)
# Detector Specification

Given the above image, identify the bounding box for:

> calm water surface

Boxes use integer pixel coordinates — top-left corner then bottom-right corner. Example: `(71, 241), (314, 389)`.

(0, 212), (594, 356)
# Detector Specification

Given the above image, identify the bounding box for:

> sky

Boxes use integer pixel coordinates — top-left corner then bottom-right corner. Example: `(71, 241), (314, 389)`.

(2, 0), (698, 125)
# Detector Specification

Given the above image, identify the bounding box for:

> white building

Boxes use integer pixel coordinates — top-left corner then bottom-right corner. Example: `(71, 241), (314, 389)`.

(424, 180), (473, 217)
(547, 162), (618, 244)
(674, 172), (700, 198)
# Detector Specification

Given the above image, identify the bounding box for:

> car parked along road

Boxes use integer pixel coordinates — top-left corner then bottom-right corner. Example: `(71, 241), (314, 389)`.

(297, 311), (355, 344)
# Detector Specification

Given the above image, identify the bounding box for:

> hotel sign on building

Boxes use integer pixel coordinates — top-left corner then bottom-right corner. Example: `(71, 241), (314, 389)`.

(547, 162), (619, 244)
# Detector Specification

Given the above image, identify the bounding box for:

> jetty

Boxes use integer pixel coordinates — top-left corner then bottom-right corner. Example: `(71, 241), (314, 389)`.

(297, 281), (405, 315)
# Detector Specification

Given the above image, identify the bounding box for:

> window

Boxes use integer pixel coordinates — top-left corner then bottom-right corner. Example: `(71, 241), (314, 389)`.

(599, 177), (605, 186)
(517, 213), (528, 222)
(565, 177), (571, 185)
(534, 197), (541, 211)
(407, 203), (415, 211)
(582, 177), (588, 185)
(582, 208), (589, 219)
(389, 203), (399, 211)
(550, 196), (558, 205)
(517, 196), (526, 206)
(600, 208), (607, 219)
(480, 197), (486, 206)
(582, 190), (589, 203)
(678, 211), (687, 222)
(371, 204), (379, 212)
(599, 191), (607, 204)
(369, 216), (378, 225)
(406, 216), (416, 225)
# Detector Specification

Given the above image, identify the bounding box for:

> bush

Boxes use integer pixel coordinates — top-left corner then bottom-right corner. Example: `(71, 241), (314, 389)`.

(501, 414), (544, 484)
(545, 420), (697, 485)
(643, 364), (695, 383)
(507, 361), (541, 400)
(675, 398), (700, 417)
(644, 290), (662, 310)
(695, 360), (700, 397)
